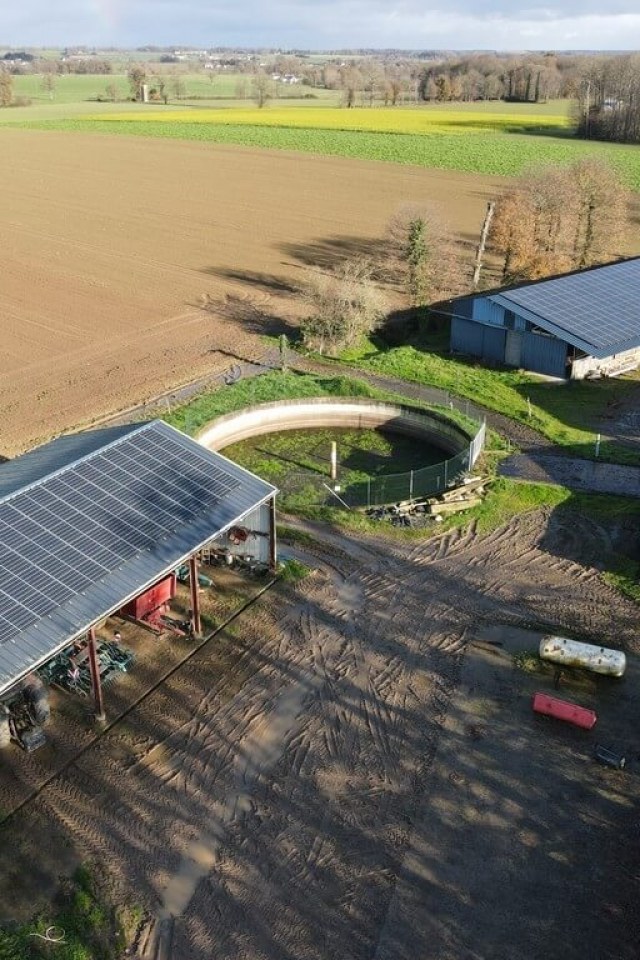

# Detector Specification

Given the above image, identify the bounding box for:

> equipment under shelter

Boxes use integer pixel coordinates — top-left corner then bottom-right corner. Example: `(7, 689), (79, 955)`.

(0, 419), (277, 727)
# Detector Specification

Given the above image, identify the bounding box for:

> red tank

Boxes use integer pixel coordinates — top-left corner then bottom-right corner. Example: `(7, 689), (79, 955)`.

(532, 692), (597, 730)
(120, 573), (177, 620)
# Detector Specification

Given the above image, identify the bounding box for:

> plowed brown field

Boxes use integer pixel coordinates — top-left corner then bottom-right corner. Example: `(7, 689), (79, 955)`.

(0, 129), (503, 454)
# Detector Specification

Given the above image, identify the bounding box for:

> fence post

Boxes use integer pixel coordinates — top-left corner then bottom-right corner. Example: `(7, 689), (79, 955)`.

(279, 334), (288, 371)
(367, 478), (371, 509)
(444, 459), (448, 487)
(409, 470), (414, 500)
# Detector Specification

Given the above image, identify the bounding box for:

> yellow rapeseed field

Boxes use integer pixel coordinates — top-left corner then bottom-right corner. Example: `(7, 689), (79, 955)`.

(92, 106), (571, 137)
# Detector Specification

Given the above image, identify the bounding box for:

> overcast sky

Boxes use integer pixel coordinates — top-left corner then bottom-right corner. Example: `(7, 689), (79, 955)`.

(1, 1), (640, 51)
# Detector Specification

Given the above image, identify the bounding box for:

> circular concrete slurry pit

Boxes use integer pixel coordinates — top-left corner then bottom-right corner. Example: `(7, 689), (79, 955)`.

(197, 398), (481, 508)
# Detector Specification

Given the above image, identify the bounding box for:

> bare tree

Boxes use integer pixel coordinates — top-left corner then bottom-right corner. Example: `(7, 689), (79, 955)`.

(362, 63), (383, 107)
(127, 64), (146, 101)
(490, 189), (535, 282)
(340, 67), (362, 108)
(490, 159), (629, 282)
(386, 204), (465, 305)
(251, 73), (272, 108)
(0, 68), (13, 108)
(40, 71), (56, 100)
(300, 259), (386, 355)
(570, 158), (628, 267)
(172, 74), (186, 99)
(105, 82), (118, 103)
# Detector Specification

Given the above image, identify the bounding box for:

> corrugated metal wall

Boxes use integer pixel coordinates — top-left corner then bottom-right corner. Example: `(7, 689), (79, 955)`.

(452, 317), (567, 377)
(483, 325), (507, 362)
(453, 297), (473, 320)
(451, 317), (506, 364)
(522, 333), (567, 378)
(472, 298), (505, 326)
(451, 316), (483, 355)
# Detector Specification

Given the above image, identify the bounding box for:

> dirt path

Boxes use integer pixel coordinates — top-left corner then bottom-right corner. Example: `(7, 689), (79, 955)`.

(1, 507), (639, 959)
(499, 451), (640, 496)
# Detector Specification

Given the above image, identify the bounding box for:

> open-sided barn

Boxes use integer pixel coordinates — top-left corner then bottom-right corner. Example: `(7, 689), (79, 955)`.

(450, 258), (640, 379)
(0, 420), (277, 729)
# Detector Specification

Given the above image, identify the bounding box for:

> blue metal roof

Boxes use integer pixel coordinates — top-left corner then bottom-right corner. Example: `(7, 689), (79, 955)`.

(0, 420), (276, 695)
(489, 258), (640, 358)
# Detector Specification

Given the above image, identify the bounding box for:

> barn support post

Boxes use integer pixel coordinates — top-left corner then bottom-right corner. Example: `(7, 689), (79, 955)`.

(268, 496), (277, 573)
(87, 627), (105, 723)
(189, 555), (202, 636)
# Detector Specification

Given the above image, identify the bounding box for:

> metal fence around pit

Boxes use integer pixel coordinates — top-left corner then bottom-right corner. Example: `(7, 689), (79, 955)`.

(337, 420), (486, 508)
(275, 419), (486, 511)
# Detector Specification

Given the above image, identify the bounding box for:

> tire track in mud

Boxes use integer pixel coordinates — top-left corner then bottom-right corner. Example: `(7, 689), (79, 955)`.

(11, 507), (639, 960)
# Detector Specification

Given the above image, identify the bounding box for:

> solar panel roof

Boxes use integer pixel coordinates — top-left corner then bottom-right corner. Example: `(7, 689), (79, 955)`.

(489, 258), (640, 357)
(0, 420), (276, 694)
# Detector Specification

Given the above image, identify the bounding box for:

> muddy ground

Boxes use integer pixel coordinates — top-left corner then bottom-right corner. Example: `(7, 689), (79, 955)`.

(1, 507), (639, 959)
(0, 130), (505, 455)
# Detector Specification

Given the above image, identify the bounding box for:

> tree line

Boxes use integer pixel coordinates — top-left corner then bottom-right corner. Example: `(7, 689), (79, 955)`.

(4, 57), (113, 75)
(575, 54), (640, 143)
(419, 52), (570, 104)
(299, 158), (632, 354)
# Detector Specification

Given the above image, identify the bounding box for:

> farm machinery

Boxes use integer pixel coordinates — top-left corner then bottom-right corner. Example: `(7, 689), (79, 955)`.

(0, 675), (50, 753)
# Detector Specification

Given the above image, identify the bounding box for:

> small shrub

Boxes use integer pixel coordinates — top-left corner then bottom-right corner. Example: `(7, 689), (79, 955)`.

(278, 558), (311, 581)
(513, 649), (541, 672)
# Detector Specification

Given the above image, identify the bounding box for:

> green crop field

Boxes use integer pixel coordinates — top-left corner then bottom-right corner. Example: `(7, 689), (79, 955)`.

(12, 72), (131, 103)
(9, 71), (335, 106)
(12, 113), (640, 189)
(3, 90), (638, 188)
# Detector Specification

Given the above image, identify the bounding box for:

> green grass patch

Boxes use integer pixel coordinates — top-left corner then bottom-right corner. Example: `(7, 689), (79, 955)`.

(0, 865), (140, 959)
(340, 340), (640, 464)
(224, 425), (444, 489)
(604, 559), (640, 604)
(11, 73), (132, 105)
(164, 370), (375, 435)
(464, 477), (569, 533)
(164, 368), (480, 440)
(278, 558), (312, 581)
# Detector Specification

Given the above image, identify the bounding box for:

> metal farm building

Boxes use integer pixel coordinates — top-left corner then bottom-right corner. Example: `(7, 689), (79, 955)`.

(0, 420), (277, 730)
(450, 257), (640, 380)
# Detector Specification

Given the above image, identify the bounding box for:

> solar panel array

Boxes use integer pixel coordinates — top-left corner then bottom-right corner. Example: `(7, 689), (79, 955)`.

(497, 259), (640, 352)
(0, 423), (239, 647)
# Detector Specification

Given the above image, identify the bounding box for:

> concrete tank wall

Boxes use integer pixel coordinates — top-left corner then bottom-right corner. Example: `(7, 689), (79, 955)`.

(197, 398), (475, 458)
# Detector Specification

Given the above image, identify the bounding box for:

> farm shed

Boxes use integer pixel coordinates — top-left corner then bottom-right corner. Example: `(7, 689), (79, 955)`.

(0, 419), (277, 720)
(450, 258), (640, 379)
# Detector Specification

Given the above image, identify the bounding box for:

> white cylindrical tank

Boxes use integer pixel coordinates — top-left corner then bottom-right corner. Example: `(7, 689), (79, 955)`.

(539, 636), (626, 677)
